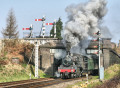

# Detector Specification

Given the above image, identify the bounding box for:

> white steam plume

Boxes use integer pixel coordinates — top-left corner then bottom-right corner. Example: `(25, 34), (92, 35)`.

(54, 49), (66, 59)
(63, 0), (111, 54)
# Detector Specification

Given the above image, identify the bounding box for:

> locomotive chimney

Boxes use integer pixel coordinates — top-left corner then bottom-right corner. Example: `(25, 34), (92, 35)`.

(66, 41), (71, 55)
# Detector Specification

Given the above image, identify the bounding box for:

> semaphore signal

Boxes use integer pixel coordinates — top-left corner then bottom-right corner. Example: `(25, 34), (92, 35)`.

(23, 24), (33, 38)
(93, 30), (102, 79)
(46, 20), (56, 38)
(35, 19), (42, 21)
(46, 23), (53, 25)
(22, 28), (30, 30)
(35, 16), (46, 38)
(93, 31), (101, 35)
(22, 16), (57, 78)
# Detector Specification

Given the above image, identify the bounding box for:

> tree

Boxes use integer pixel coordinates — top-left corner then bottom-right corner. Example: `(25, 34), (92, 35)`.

(2, 9), (19, 39)
(50, 17), (63, 39)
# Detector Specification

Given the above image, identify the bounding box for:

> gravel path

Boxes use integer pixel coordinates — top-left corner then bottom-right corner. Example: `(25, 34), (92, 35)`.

(43, 79), (83, 88)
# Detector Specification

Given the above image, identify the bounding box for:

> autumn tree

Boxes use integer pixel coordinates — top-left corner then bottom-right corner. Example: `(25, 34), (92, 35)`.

(2, 9), (19, 39)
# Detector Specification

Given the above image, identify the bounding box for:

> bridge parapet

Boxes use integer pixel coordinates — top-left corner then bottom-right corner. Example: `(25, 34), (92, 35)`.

(23, 38), (62, 46)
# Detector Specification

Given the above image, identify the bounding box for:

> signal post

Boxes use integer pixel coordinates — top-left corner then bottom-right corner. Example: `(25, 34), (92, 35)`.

(23, 24), (33, 38)
(93, 31), (104, 80)
(35, 41), (39, 78)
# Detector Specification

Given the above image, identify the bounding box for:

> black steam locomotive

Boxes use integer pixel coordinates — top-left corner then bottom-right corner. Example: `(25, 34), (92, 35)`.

(58, 41), (98, 79)
(58, 54), (98, 79)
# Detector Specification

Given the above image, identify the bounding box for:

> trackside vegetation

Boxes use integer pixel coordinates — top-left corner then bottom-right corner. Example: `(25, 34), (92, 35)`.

(0, 63), (50, 83)
(0, 40), (51, 83)
(66, 64), (120, 88)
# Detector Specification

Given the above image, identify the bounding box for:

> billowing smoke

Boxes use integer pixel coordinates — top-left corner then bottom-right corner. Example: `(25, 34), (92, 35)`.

(53, 49), (66, 59)
(63, 0), (111, 54)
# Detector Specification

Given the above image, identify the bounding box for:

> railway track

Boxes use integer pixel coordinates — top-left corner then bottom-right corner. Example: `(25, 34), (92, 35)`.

(0, 77), (87, 88)
(0, 78), (54, 88)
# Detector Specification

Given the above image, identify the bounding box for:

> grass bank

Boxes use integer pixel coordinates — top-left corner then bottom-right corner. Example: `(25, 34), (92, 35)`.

(0, 40), (51, 83)
(0, 63), (51, 83)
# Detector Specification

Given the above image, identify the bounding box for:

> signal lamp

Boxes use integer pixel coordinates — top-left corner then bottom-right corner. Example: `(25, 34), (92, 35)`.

(92, 38), (99, 42)
(94, 51), (98, 54)
(93, 45), (98, 48)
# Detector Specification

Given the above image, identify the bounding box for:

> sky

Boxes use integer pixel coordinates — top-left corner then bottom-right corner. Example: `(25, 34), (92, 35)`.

(0, 0), (120, 43)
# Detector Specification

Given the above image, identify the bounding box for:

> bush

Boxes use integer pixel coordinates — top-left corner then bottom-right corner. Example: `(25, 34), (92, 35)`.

(0, 60), (7, 65)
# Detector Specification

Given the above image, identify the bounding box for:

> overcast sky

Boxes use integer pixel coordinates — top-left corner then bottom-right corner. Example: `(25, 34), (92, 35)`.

(0, 0), (120, 43)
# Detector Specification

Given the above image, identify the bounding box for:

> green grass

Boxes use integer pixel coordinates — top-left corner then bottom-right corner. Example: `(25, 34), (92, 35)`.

(87, 64), (120, 88)
(0, 63), (51, 83)
(104, 64), (120, 80)
(0, 69), (29, 82)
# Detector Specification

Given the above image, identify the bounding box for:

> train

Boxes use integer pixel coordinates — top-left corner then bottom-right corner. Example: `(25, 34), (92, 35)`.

(58, 53), (98, 79)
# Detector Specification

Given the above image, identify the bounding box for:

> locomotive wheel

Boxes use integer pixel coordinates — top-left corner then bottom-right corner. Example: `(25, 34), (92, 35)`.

(81, 72), (83, 77)
(74, 74), (77, 78)
(68, 74), (71, 79)
(60, 73), (65, 79)
(78, 73), (81, 77)
(71, 74), (74, 78)
(76, 72), (80, 78)
(60, 73), (62, 78)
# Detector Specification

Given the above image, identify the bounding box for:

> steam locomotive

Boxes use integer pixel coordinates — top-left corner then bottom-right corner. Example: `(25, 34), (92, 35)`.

(58, 53), (98, 79)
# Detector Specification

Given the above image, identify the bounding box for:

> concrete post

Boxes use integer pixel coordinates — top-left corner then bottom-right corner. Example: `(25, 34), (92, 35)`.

(35, 42), (39, 78)
(99, 37), (101, 69)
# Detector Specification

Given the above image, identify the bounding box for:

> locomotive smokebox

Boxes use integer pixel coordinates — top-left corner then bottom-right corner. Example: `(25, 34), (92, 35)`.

(66, 41), (71, 55)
